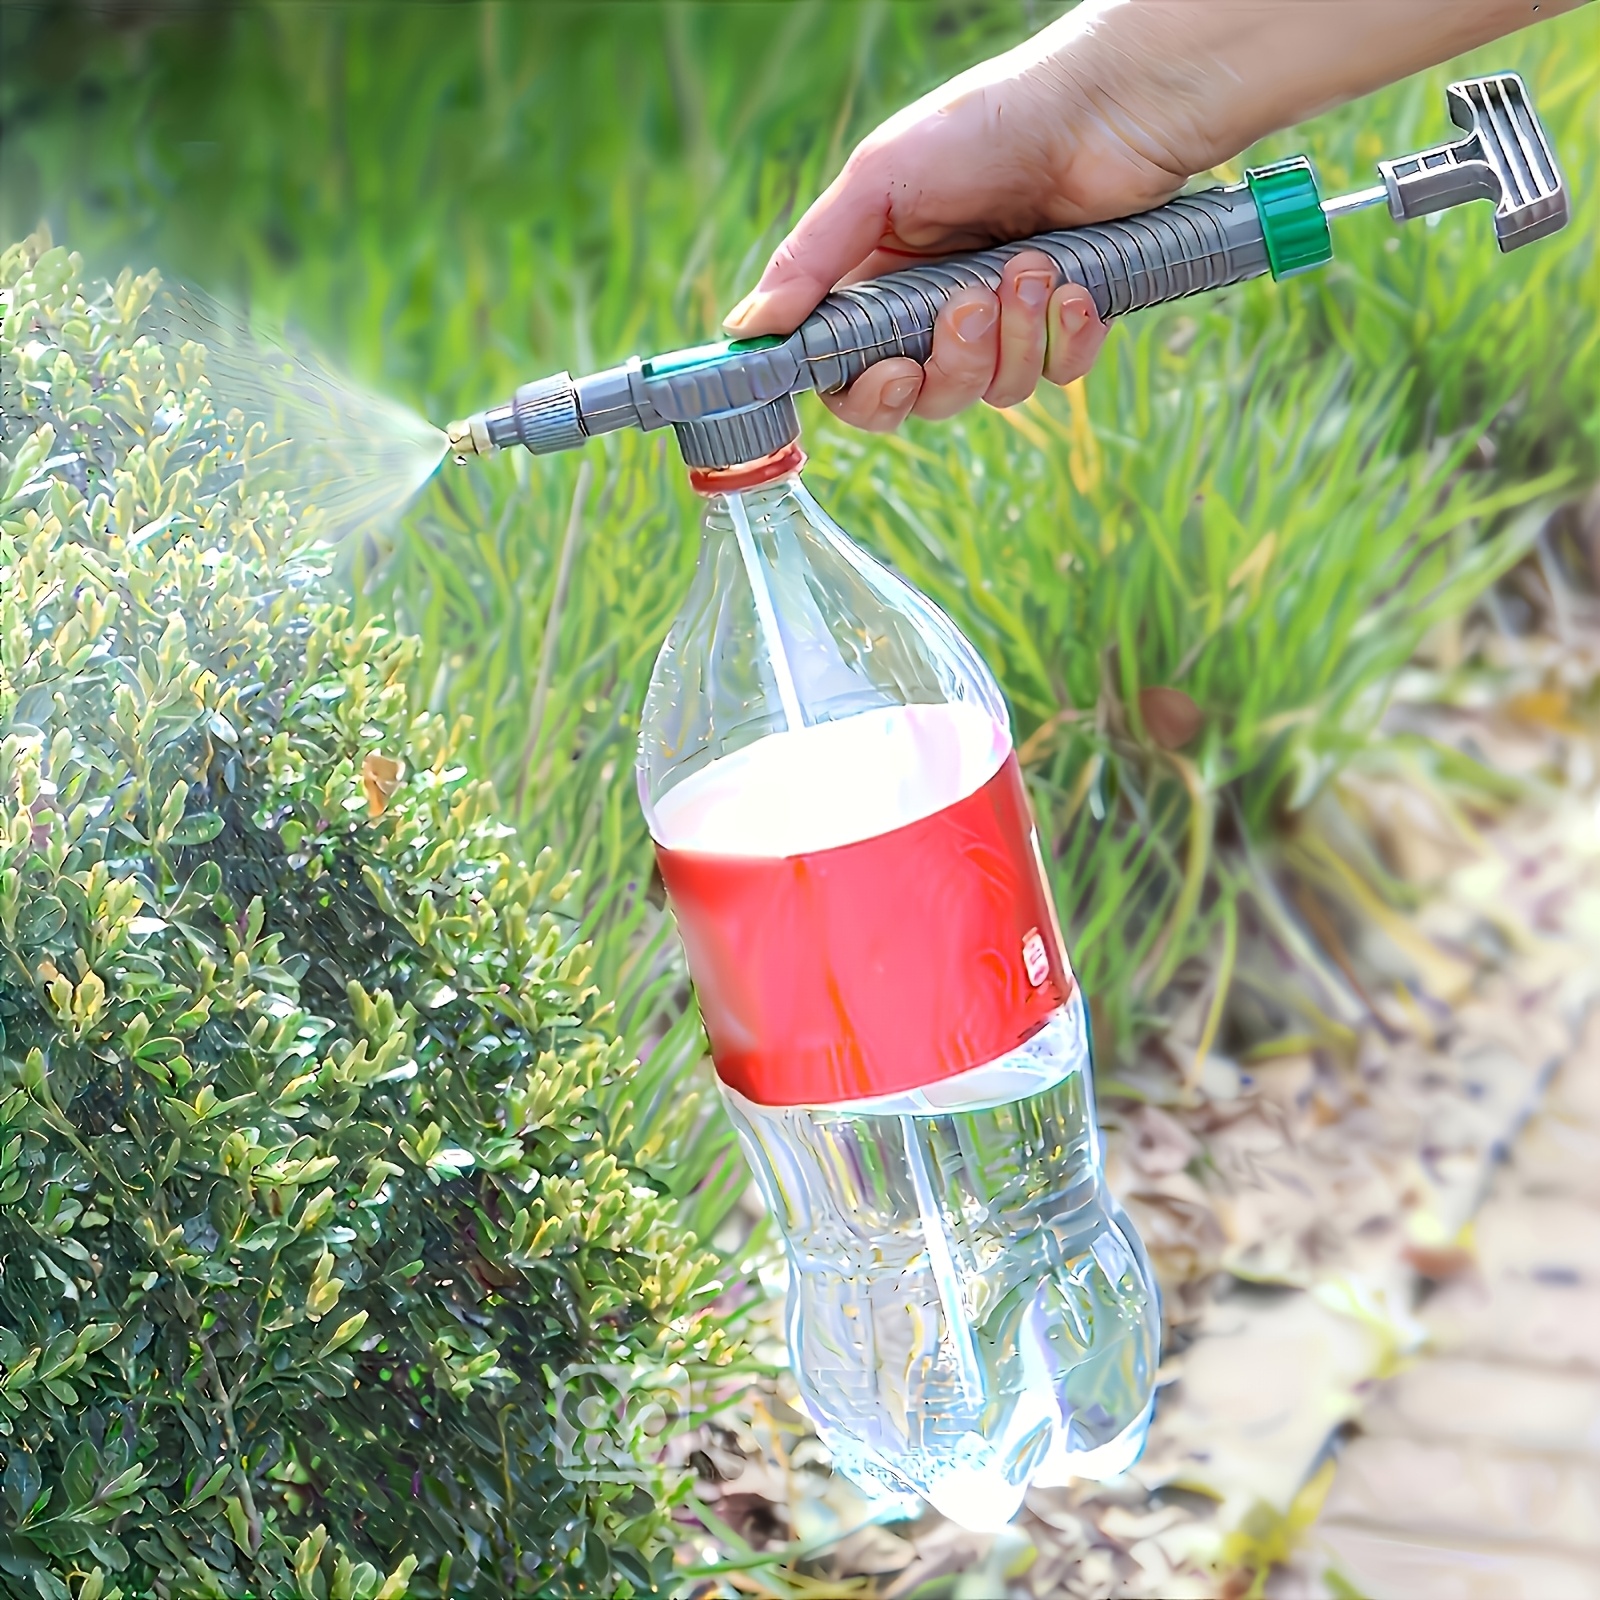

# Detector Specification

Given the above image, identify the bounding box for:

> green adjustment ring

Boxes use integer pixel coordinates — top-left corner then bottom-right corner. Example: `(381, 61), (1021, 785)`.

(644, 332), (785, 378)
(1246, 157), (1333, 281)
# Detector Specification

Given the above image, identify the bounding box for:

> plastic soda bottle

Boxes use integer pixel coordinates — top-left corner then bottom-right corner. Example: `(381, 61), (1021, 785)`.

(638, 428), (1160, 1531)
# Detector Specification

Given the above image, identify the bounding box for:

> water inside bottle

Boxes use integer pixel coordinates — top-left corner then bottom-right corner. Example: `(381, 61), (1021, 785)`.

(723, 1037), (1159, 1530)
(654, 696), (1157, 1526)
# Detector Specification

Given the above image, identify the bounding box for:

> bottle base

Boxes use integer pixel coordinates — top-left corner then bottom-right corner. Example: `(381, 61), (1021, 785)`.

(822, 1421), (1039, 1534)
(1031, 1391), (1156, 1488)
(817, 1389), (1155, 1533)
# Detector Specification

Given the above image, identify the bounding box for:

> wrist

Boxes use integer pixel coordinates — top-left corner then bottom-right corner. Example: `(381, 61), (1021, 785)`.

(1040, 0), (1576, 178)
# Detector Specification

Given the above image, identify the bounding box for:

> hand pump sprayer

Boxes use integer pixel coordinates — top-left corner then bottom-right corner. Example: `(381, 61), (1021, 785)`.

(449, 74), (1568, 1530)
(448, 75), (1566, 469)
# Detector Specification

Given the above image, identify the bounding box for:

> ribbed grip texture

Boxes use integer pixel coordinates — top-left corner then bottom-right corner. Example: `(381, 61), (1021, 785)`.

(796, 186), (1270, 394)
(512, 373), (587, 454)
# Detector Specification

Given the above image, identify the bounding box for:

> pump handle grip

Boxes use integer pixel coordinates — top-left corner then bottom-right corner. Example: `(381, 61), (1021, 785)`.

(794, 179), (1284, 396)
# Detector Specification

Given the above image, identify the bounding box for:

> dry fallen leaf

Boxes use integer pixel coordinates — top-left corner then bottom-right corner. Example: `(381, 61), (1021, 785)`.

(1125, 1104), (1202, 1178)
(1400, 1241), (1477, 1280)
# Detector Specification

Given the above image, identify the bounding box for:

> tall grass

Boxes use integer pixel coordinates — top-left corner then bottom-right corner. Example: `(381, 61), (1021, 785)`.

(818, 324), (1557, 1052)
(3, 0), (1595, 1216)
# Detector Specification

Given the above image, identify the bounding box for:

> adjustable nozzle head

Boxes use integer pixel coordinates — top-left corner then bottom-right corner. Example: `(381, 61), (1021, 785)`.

(1379, 72), (1568, 250)
(445, 373), (588, 462)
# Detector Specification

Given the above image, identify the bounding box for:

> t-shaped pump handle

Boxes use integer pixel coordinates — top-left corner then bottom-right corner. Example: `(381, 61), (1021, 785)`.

(1376, 73), (1567, 249)
(448, 72), (1568, 471)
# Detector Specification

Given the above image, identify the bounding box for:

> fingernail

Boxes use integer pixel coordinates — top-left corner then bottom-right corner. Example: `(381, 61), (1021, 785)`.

(1057, 296), (1094, 331)
(950, 299), (998, 343)
(1014, 271), (1054, 311)
(723, 289), (764, 331)
(1052, 303), (1088, 349)
(881, 375), (919, 410)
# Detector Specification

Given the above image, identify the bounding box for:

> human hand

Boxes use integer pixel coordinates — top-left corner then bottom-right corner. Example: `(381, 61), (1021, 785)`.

(723, 0), (1565, 432)
(720, 1), (1229, 430)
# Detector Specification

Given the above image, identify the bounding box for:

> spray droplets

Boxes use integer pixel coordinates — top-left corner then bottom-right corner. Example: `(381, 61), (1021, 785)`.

(144, 282), (447, 546)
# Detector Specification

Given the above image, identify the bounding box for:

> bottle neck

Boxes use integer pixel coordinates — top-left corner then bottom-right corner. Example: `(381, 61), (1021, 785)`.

(696, 471), (808, 531)
(687, 439), (807, 496)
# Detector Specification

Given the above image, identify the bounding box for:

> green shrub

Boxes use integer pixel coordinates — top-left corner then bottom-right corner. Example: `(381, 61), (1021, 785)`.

(0, 230), (729, 1599)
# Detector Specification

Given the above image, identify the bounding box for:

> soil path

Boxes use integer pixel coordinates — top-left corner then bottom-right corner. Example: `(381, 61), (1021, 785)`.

(1307, 1009), (1600, 1599)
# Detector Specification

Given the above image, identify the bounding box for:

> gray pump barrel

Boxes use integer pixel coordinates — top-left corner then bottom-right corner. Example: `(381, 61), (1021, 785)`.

(796, 183), (1270, 394)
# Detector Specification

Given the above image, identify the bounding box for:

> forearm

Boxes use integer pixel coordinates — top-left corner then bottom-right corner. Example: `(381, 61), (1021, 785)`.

(1033, 0), (1584, 175)
(723, 0), (1582, 365)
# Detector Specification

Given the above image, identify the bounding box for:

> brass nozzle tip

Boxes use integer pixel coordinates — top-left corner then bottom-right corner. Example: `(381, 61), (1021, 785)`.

(445, 415), (494, 459)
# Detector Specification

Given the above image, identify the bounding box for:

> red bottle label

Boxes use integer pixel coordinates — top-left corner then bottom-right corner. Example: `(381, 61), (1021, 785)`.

(655, 753), (1073, 1107)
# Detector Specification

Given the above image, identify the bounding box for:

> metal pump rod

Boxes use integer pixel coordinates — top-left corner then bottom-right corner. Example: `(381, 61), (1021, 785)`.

(1321, 185), (1390, 222)
(446, 72), (1567, 471)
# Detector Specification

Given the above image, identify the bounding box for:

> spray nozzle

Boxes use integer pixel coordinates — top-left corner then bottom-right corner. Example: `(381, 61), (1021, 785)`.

(449, 71), (1567, 474)
(445, 416), (487, 461)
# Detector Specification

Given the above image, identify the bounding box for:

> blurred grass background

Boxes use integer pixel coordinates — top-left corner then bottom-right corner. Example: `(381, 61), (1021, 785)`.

(2, 0), (1596, 1259)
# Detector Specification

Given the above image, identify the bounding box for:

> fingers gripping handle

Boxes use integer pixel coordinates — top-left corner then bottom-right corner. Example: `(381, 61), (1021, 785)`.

(796, 183), (1273, 394)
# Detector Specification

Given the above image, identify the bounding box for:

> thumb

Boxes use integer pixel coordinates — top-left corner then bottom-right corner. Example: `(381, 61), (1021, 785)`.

(723, 159), (891, 337)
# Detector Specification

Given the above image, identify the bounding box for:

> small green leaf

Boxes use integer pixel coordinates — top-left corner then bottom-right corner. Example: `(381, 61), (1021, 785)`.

(167, 813), (224, 846)
(62, 1437), (99, 1506)
(181, 860), (223, 901)
(73, 1322), (119, 1356)
(181, 1460), (231, 1511)
(169, 998), (211, 1034)
(2, 1443), (40, 1517)
(94, 1463), (148, 1503)
(223, 1490), (254, 1553)
(28, 1564), (67, 1600)
(295, 1523), (330, 1599)
(319, 1310), (368, 1355)
(18, 895), (66, 942)
(372, 1556), (419, 1600)
(135, 1055), (173, 1088)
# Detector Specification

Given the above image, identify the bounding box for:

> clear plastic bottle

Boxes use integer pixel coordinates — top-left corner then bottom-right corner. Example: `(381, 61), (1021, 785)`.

(638, 443), (1159, 1531)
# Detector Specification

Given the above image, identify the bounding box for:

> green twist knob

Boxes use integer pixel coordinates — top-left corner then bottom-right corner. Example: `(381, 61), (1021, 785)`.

(1247, 157), (1333, 280)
